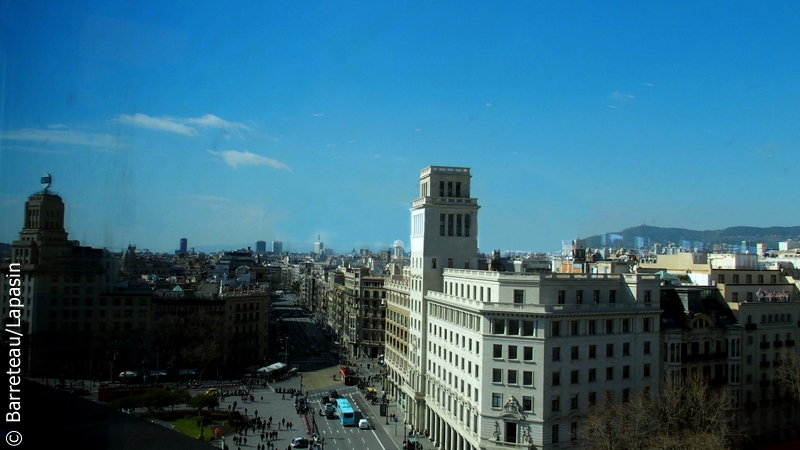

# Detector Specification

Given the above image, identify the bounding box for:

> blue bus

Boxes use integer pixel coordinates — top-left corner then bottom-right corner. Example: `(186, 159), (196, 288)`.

(336, 398), (355, 426)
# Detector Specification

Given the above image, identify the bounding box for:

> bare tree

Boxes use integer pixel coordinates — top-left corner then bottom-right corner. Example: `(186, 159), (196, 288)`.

(773, 347), (800, 404)
(581, 373), (739, 450)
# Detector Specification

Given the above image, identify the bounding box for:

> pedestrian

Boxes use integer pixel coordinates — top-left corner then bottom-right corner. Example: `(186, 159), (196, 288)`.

(261, 396), (263, 402)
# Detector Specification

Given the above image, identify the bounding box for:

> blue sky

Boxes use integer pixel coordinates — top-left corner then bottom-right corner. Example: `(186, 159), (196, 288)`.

(2, 1), (799, 254)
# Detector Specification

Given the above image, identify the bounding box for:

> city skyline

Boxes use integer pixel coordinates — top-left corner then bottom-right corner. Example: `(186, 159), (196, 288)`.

(2, 2), (800, 254)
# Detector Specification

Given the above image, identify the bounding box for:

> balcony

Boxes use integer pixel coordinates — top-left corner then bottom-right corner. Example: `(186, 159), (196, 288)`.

(774, 360), (783, 367)
(760, 361), (771, 368)
(760, 380), (771, 387)
(774, 340), (784, 348)
(745, 323), (757, 331)
(787, 340), (795, 347)
(760, 342), (771, 349)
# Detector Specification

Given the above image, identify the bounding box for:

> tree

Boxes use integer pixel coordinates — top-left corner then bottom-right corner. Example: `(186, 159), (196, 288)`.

(581, 373), (739, 450)
(773, 347), (800, 404)
(189, 394), (219, 415)
(170, 389), (192, 411)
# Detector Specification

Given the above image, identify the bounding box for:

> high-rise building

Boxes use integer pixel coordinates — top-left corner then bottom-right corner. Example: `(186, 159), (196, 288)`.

(383, 166), (661, 450)
(314, 239), (324, 255)
(179, 238), (188, 254)
(272, 240), (283, 254)
(1, 175), (130, 378)
(256, 240), (266, 253)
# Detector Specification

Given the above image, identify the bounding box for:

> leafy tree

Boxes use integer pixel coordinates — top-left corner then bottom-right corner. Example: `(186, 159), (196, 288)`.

(189, 394), (219, 414)
(170, 389), (192, 410)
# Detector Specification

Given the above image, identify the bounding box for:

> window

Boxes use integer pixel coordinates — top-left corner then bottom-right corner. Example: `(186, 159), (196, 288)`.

(552, 347), (561, 361)
(448, 214), (453, 236)
(551, 397), (560, 412)
(606, 367), (613, 381)
(576, 290), (583, 304)
(507, 370), (518, 384)
(558, 290), (565, 304)
(606, 319), (613, 334)
(643, 317), (651, 332)
(623, 388), (630, 403)
(465, 214), (470, 236)
(733, 274), (740, 284)
(523, 371), (533, 386)
(758, 274), (764, 283)
(644, 341), (651, 355)
(508, 345), (518, 360)
(589, 345), (597, 359)
(571, 345), (579, 360)
(622, 319), (630, 333)
(523, 347), (533, 361)
(492, 393), (502, 407)
(644, 290), (651, 303)
(514, 289), (524, 304)
(552, 321), (561, 336)
(492, 369), (502, 383)
(644, 363), (651, 378)
(439, 214), (445, 235)
(571, 370), (579, 384)
(588, 392), (596, 405)
(456, 214), (462, 236)
(493, 319), (505, 334)
(623, 342), (630, 356)
(588, 368), (596, 382)
(592, 290), (600, 304)
(522, 396), (533, 412)
(623, 366), (630, 379)
(522, 321), (534, 336)
(746, 274), (752, 284)
(552, 424), (559, 443)
(493, 344), (503, 358)
(606, 343), (614, 357)
(609, 289), (616, 303)
(431, 258), (436, 268)
(718, 274), (725, 284)
(588, 320), (596, 335)
(552, 371), (561, 386)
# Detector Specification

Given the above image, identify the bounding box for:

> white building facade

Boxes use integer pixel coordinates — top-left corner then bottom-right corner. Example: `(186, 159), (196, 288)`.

(385, 166), (662, 450)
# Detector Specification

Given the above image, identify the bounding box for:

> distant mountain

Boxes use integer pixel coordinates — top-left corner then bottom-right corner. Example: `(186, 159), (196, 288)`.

(581, 225), (800, 250)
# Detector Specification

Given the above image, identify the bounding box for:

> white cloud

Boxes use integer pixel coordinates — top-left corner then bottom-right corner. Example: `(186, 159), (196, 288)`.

(643, 83), (654, 87)
(486, 103), (492, 107)
(47, 124), (67, 129)
(611, 91), (635, 99)
(313, 113), (324, 117)
(182, 114), (251, 132)
(207, 150), (291, 170)
(608, 105), (617, 109)
(116, 113), (252, 136)
(116, 113), (197, 136)
(5, 145), (72, 155)
(1, 127), (119, 149)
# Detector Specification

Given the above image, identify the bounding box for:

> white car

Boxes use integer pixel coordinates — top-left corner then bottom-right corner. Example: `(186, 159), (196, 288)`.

(358, 418), (369, 429)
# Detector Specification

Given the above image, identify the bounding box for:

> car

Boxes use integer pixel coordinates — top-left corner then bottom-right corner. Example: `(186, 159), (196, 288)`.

(358, 418), (369, 429)
(290, 437), (308, 448)
(329, 390), (340, 398)
(206, 387), (221, 396)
